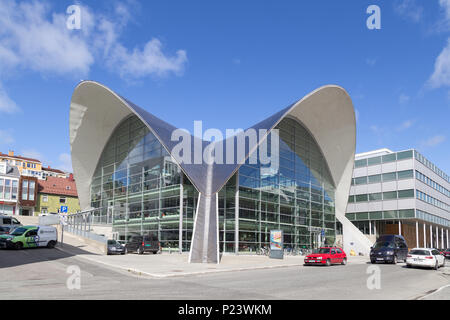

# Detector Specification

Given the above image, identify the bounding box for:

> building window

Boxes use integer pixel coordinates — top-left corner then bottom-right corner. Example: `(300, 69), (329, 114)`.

(43, 195), (48, 202)
(60, 197), (66, 204)
(41, 207), (48, 214)
(22, 180), (28, 200)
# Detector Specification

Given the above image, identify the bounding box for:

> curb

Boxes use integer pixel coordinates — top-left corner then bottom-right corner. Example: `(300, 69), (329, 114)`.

(55, 246), (368, 278)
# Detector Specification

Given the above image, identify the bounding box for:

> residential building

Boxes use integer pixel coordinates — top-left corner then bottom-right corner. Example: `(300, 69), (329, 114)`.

(36, 175), (80, 215)
(346, 148), (450, 249)
(42, 166), (70, 179)
(0, 151), (43, 179)
(0, 163), (20, 215)
(18, 175), (38, 216)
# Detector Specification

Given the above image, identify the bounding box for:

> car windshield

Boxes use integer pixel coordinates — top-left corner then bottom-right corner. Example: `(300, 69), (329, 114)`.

(10, 227), (28, 236)
(373, 241), (395, 249)
(107, 240), (117, 245)
(313, 248), (330, 254)
(410, 250), (430, 255)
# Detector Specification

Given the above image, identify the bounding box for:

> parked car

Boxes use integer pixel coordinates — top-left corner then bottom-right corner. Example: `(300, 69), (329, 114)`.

(0, 215), (22, 228)
(125, 234), (160, 254)
(107, 239), (127, 255)
(370, 234), (408, 264)
(304, 247), (347, 266)
(406, 248), (446, 270)
(443, 248), (450, 259)
(0, 226), (13, 235)
(0, 225), (57, 249)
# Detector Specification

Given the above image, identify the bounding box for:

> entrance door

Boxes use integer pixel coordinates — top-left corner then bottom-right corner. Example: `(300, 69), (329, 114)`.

(311, 232), (321, 250)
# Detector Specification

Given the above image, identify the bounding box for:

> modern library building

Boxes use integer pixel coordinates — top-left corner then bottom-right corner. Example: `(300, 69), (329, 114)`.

(346, 148), (450, 249)
(69, 81), (371, 263)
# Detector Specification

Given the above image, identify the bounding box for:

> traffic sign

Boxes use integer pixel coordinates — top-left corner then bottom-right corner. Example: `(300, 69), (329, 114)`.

(60, 206), (68, 213)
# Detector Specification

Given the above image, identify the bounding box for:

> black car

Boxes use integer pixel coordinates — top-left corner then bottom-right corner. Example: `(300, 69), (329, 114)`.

(370, 234), (409, 264)
(125, 235), (160, 254)
(107, 240), (127, 255)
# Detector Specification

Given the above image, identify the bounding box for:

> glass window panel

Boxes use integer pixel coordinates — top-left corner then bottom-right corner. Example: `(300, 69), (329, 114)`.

(397, 170), (413, 180)
(382, 172), (396, 182)
(397, 189), (414, 198)
(382, 153), (396, 163)
(354, 159), (367, 168)
(368, 174), (381, 184)
(396, 150), (413, 160)
(367, 156), (381, 166)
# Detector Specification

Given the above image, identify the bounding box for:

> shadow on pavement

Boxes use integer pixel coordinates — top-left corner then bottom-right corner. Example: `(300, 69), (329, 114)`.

(0, 242), (99, 269)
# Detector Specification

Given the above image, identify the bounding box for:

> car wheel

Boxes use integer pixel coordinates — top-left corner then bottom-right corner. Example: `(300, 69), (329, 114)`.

(371, 259), (376, 264)
(326, 259), (331, 266)
(47, 241), (55, 249)
(341, 258), (347, 265)
(406, 264), (411, 268)
(15, 242), (23, 250)
(153, 251), (157, 254)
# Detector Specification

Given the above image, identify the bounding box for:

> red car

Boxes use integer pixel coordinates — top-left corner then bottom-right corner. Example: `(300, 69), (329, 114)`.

(443, 248), (450, 259)
(304, 247), (347, 266)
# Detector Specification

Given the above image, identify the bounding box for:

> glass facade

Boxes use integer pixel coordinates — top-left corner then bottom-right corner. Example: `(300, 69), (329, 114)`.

(220, 117), (336, 253)
(90, 115), (336, 252)
(90, 115), (198, 250)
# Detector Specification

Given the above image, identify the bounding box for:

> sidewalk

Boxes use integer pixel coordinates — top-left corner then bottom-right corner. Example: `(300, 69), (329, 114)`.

(57, 232), (368, 278)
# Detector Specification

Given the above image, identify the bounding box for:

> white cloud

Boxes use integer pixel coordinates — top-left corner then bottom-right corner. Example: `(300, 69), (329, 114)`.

(398, 93), (410, 104)
(394, 0), (424, 23)
(0, 0), (188, 111)
(0, 83), (20, 114)
(0, 130), (14, 145)
(57, 153), (73, 172)
(21, 149), (44, 161)
(0, 0), (94, 76)
(428, 38), (450, 88)
(421, 135), (446, 147)
(397, 119), (415, 131)
(108, 39), (188, 79)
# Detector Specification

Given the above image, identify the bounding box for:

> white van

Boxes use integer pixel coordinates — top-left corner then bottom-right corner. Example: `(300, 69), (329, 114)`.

(0, 215), (22, 228)
(0, 225), (58, 249)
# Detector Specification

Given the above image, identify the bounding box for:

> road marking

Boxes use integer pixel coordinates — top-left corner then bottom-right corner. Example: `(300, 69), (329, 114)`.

(417, 283), (450, 300)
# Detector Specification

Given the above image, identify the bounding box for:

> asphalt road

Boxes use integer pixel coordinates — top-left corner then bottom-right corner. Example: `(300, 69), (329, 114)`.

(0, 248), (449, 300)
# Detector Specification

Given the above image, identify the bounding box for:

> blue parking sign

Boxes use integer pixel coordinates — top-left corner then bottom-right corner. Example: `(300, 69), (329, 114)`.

(60, 206), (68, 213)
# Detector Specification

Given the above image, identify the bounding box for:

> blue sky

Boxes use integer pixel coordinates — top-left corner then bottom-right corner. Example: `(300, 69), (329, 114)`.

(0, 0), (449, 174)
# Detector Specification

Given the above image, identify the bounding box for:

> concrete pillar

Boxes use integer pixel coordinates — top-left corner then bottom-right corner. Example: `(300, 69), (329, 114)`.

(188, 193), (219, 263)
(374, 221), (377, 237)
(445, 229), (450, 248)
(430, 225), (433, 248)
(369, 220), (372, 236)
(398, 220), (402, 235)
(235, 174), (239, 255)
(436, 226), (439, 248)
(415, 221), (419, 248)
(441, 228), (444, 249)
(179, 181), (183, 254)
(424, 224), (427, 247)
